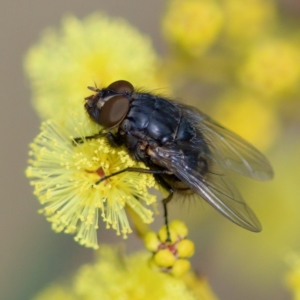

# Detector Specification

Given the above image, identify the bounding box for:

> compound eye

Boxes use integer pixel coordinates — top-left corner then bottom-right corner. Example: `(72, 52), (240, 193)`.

(107, 80), (134, 94)
(99, 95), (130, 128)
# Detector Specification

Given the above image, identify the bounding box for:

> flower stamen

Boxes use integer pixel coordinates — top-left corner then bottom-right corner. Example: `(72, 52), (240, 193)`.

(26, 119), (158, 249)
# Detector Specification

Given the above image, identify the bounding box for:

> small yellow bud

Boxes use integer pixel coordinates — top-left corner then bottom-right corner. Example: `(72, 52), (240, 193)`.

(170, 219), (188, 237)
(144, 232), (160, 252)
(177, 239), (195, 258)
(158, 225), (177, 243)
(171, 259), (191, 277)
(154, 249), (176, 267)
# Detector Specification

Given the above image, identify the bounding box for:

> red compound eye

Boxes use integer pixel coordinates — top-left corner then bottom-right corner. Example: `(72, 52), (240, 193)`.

(107, 80), (134, 94)
(99, 95), (130, 128)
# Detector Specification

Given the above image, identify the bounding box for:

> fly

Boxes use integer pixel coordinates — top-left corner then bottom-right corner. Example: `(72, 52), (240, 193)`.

(79, 80), (274, 235)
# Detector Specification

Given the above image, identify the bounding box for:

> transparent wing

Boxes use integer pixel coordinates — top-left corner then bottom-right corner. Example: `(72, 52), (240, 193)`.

(177, 104), (274, 181)
(150, 145), (261, 232)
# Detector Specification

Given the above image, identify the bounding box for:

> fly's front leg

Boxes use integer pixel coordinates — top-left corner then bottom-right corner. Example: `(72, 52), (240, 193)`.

(72, 132), (103, 145)
(72, 131), (123, 147)
(95, 168), (170, 185)
(105, 132), (123, 147)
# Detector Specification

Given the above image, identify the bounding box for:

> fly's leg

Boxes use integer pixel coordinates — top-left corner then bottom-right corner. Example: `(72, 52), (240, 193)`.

(162, 194), (173, 242)
(73, 131), (123, 147)
(105, 132), (124, 147)
(154, 174), (174, 242)
(95, 168), (170, 185)
(72, 132), (103, 145)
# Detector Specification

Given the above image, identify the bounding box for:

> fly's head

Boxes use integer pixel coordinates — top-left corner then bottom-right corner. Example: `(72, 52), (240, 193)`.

(85, 80), (134, 129)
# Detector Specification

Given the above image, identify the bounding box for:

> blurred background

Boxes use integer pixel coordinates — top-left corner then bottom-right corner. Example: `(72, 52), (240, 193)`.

(1, 0), (300, 299)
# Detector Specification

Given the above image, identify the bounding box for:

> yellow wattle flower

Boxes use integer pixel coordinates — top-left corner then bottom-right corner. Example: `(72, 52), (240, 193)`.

(26, 117), (157, 249)
(222, 0), (276, 44)
(238, 39), (300, 98)
(286, 253), (300, 300)
(162, 0), (223, 57)
(33, 246), (217, 300)
(24, 13), (167, 122)
(212, 90), (280, 151)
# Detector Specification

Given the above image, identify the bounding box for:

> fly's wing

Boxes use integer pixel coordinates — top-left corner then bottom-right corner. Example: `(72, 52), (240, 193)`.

(150, 145), (261, 232)
(177, 104), (274, 181)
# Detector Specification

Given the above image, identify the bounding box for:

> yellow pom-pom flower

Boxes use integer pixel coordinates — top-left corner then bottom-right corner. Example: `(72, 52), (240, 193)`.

(26, 117), (157, 249)
(145, 220), (195, 277)
(24, 13), (167, 121)
(222, 0), (276, 44)
(213, 90), (280, 150)
(285, 253), (300, 300)
(238, 39), (300, 98)
(33, 246), (218, 300)
(162, 0), (223, 57)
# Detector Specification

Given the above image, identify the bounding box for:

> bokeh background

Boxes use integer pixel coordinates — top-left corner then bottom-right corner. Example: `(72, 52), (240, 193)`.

(1, 0), (300, 299)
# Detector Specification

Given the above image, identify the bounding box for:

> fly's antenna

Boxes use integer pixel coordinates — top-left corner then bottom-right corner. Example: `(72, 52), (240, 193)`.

(87, 86), (99, 92)
(93, 79), (98, 89)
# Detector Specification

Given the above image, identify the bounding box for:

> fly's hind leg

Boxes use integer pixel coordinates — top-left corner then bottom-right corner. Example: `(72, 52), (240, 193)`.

(154, 174), (174, 242)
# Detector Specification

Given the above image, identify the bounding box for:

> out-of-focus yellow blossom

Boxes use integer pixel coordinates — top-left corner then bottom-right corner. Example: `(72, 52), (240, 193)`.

(202, 142), (300, 297)
(222, 0), (276, 45)
(212, 91), (280, 150)
(239, 39), (300, 98)
(184, 272), (218, 300)
(33, 285), (73, 300)
(24, 13), (167, 122)
(33, 246), (218, 300)
(26, 117), (157, 249)
(162, 0), (223, 57)
(145, 220), (195, 277)
(286, 253), (300, 300)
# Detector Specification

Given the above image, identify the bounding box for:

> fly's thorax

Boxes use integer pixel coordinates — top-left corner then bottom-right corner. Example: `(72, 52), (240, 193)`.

(121, 95), (183, 145)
